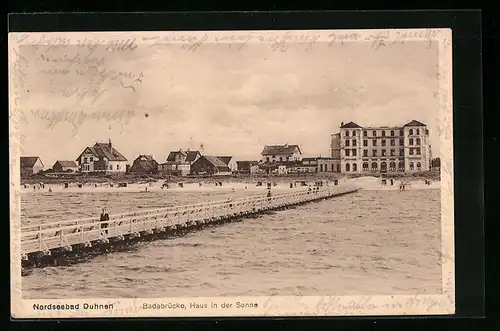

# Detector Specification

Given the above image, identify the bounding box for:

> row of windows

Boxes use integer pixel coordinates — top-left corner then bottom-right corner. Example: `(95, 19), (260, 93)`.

(318, 164), (341, 172)
(82, 163), (121, 171)
(345, 148), (422, 157)
(345, 161), (422, 171)
(345, 138), (421, 147)
(344, 128), (423, 137)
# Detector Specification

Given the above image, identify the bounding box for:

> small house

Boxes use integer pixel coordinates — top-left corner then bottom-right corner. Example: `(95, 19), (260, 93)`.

(52, 160), (78, 172)
(76, 139), (128, 173)
(261, 144), (302, 163)
(128, 155), (159, 174)
(216, 156), (238, 172)
(190, 156), (232, 176)
(20, 157), (44, 177)
(236, 161), (260, 174)
(160, 149), (201, 176)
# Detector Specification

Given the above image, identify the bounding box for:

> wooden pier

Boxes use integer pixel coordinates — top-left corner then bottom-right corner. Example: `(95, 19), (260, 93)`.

(20, 186), (359, 264)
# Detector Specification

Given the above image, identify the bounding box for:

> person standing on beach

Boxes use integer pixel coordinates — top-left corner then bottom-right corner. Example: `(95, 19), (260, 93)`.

(100, 208), (110, 235)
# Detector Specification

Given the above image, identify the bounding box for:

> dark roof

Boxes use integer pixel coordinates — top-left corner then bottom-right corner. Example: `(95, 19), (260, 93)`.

(128, 155), (158, 173)
(166, 150), (200, 162)
(93, 143), (128, 161)
(20, 157), (42, 168)
(340, 121), (363, 129)
(201, 156), (232, 172)
(217, 156), (233, 165)
(261, 144), (302, 155)
(54, 160), (78, 167)
(78, 142), (127, 161)
(302, 157), (318, 161)
(403, 120), (426, 127)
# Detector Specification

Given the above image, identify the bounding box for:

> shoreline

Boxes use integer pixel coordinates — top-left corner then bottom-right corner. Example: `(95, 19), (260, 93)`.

(20, 176), (440, 194)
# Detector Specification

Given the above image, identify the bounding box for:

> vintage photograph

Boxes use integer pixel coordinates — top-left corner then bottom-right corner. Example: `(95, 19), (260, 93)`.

(9, 29), (454, 317)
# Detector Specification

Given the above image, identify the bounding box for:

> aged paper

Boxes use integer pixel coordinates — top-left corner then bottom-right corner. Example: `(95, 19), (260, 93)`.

(9, 29), (454, 318)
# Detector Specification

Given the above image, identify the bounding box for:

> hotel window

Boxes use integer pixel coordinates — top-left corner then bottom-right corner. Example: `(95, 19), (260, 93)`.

(346, 130), (350, 137)
(409, 138), (414, 145)
(391, 139), (395, 146)
(337, 164), (341, 172)
(279, 157), (283, 162)
(390, 130), (395, 136)
(89, 157), (93, 162)
(353, 139), (357, 147)
(382, 140), (386, 146)
(117, 164), (120, 170)
(399, 161), (404, 170)
(373, 130), (377, 137)
(382, 131), (386, 137)
(390, 162), (396, 170)
(417, 162), (422, 170)
(391, 149), (395, 156)
(363, 140), (368, 146)
(109, 164), (112, 170)
(409, 129), (414, 135)
(399, 149), (404, 156)
(416, 138), (421, 145)
(363, 162), (368, 170)
(266, 157), (270, 162)
(371, 162), (378, 170)
(399, 138), (404, 145)
(409, 148), (414, 155)
(352, 130), (356, 136)
(410, 162), (414, 170)
(83, 157), (88, 163)
(416, 129), (420, 135)
(381, 149), (386, 156)
(352, 149), (357, 157)
(363, 131), (367, 137)
(416, 148), (421, 155)
(400, 129), (404, 136)
(381, 162), (387, 171)
(353, 163), (357, 171)
(372, 150), (377, 157)
(373, 140), (377, 146)
(346, 163), (350, 172)
(331, 164), (334, 171)
(345, 149), (350, 157)
(345, 140), (350, 147)
(363, 150), (368, 157)
(320, 164), (323, 172)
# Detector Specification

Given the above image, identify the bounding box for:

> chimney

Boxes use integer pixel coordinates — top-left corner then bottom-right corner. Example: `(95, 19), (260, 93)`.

(341, 121), (344, 127)
(108, 138), (112, 150)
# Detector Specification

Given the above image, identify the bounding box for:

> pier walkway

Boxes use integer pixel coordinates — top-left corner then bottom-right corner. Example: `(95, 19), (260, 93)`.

(21, 186), (359, 259)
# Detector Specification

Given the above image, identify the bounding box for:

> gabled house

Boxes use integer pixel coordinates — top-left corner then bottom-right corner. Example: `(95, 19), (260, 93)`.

(190, 156), (232, 176)
(76, 139), (127, 173)
(159, 149), (201, 176)
(20, 157), (44, 177)
(128, 155), (158, 174)
(216, 156), (238, 172)
(52, 160), (78, 172)
(261, 144), (302, 163)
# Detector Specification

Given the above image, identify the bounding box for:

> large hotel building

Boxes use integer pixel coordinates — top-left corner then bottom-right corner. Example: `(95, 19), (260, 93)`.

(330, 120), (432, 173)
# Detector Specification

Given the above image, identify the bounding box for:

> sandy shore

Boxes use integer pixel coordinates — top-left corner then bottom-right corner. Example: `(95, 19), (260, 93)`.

(20, 176), (439, 194)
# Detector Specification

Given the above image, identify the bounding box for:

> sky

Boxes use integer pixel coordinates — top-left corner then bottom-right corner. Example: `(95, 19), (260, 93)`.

(15, 35), (440, 168)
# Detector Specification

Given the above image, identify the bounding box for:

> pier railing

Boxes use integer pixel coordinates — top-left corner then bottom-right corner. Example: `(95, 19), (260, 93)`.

(20, 187), (356, 257)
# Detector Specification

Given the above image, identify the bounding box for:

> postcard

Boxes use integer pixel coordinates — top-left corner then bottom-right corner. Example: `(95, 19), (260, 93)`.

(9, 28), (454, 318)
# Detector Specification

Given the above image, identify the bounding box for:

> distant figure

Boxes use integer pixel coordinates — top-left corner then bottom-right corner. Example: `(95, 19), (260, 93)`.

(390, 179), (394, 186)
(48, 188), (52, 193)
(267, 189), (272, 202)
(245, 186), (247, 189)
(290, 182), (293, 189)
(95, 184), (98, 188)
(145, 186), (148, 192)
(232, 188), (235, 192)
(308, 186), (312, 194)
(199, 183), (202, 187)
(100, 208), (110, 235)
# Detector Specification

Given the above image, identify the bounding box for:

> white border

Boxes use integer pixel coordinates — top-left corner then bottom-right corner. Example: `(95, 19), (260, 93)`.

(9, 29), (454, 318)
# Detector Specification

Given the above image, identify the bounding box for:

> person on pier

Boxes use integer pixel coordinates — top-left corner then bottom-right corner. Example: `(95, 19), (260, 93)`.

(100, 208), (110, 235)
(267, 189), (272, 202)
